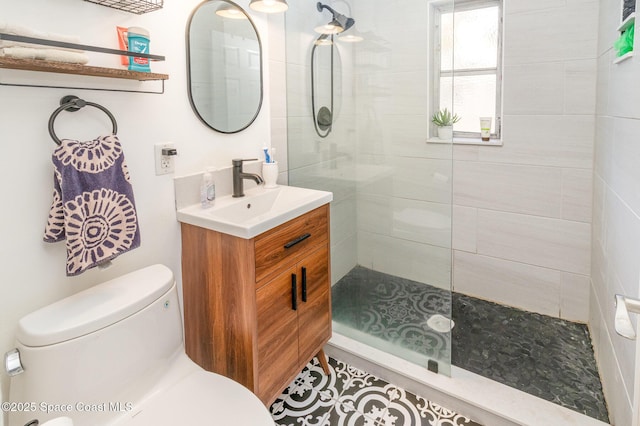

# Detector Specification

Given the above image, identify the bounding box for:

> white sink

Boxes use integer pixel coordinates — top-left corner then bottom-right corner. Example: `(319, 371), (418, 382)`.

(176, 185), (333, 239)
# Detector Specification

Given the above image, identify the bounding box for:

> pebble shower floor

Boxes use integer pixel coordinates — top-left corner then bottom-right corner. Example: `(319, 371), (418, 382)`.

(331, 266), (609, 423)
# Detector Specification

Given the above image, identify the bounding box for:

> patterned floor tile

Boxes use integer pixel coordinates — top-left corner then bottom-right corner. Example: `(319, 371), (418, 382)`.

(270, 357), (481, 426)
(271, 381), (335, 426)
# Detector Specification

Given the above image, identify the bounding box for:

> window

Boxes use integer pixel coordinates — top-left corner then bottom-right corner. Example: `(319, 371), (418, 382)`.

(432, 0), (503, 141)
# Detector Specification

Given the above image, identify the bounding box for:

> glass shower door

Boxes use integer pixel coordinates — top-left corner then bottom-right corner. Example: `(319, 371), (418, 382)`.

(286, 0), (454, 375)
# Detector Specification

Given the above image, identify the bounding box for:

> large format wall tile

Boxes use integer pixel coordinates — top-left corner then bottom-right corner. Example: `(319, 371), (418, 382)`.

(505, 0), (564, 15)
(476, 210), (591, 275)
(452, 205), (477, 253)
(453, 161), (563, 218)
(452, 115), (595, 169)
(564, 59), (598, 114)
(357, 193), (451, 248)
(561, 168), (593, 223)
(358, 156), (452, 204)
(503, 63), (566, 115)
(454, 250), (562, 316)
(560, 272), (590, 322)
(594, 116), (614, 183)
(331, 196), (357, 246)
(609, 53), (640, 120)
(331, 234), (357, 285)
(602, 190), (640, 298)
(357, 230), (451, 290)
(611, 117), (640, 216)
(504, 1), (598, 64)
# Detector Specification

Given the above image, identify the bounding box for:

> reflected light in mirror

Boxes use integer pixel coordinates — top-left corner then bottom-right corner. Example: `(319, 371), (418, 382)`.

(314, 19), (344, 34)
(338, 33), (363, 42)
(314, 34), (333, 46)
(249, 0), (288, 13)
(216, 3), (248, 18)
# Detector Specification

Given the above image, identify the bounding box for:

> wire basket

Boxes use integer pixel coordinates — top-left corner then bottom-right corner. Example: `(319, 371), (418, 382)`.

(83, 0), (163, 14)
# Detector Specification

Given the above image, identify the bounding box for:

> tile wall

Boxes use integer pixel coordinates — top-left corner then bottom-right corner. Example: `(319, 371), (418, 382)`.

(351, 0), (455, 291)
(590, 0), (640, 423)
(452, 0), (599, 322)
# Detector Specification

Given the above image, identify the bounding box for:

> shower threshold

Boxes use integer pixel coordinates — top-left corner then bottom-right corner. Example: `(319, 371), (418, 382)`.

(326, 333), (608, 426)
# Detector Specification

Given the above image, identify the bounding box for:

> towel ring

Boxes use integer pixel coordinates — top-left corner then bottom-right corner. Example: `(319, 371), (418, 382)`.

(48, 95), (118, 145)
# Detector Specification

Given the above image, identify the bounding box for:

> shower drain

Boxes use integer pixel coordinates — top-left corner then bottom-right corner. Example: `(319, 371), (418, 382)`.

(426, 314), (455, 333)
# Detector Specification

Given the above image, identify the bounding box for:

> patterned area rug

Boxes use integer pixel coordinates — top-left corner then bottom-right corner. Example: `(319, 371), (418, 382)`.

(270, 357), (481, 426)
(331, 265), (609, 423)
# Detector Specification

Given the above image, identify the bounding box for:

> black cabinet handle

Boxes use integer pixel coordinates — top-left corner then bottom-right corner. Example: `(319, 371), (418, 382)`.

(291, 274), (297, 311)
(301, 267), (307, 302)
(284, 233), (311, 249)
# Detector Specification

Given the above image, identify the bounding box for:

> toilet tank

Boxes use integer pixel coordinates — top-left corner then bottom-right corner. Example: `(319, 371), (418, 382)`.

(8, 264), (183, 426)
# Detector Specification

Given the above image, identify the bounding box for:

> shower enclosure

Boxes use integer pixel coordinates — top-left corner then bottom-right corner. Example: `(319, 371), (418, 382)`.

(286, 0), (455, 375)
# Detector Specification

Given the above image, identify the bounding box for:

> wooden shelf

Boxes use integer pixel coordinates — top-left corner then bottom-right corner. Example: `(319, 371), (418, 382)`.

(0, 57), (168, 81)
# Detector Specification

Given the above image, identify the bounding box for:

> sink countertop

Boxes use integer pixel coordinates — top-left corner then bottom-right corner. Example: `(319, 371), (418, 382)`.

(176, 185), (333, 239)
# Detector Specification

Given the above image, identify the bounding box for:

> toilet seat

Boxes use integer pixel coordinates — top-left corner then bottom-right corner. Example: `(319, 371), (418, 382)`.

(112, 370), (273, 425)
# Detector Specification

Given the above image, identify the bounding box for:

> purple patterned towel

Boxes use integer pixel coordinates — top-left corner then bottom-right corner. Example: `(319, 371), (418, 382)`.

(44, 135), (141, 276)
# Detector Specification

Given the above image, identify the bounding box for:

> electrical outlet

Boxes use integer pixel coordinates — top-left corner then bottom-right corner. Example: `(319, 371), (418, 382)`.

(154, 142), (176, 175)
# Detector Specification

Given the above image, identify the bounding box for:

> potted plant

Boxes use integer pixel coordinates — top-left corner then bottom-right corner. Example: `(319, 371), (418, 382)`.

(431, 108), (460, 140)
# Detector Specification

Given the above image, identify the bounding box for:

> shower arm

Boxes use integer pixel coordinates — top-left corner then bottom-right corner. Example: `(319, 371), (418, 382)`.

(316, 2), (355, 31)
(317, 2), (339, 16)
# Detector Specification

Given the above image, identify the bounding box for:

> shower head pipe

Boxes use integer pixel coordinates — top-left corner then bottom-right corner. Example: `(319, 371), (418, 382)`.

(316, 2), (355, 31)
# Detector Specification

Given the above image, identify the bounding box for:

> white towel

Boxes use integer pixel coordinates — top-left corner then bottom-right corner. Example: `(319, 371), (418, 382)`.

(0, 22), (84, 53)
(0, 47), (89, 64)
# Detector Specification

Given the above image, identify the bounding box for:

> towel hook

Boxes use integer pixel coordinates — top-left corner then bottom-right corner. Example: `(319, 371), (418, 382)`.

(48, 95), (118, 145)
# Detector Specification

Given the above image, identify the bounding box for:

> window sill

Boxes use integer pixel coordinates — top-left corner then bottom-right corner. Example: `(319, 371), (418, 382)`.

(426, 137), (503, 146)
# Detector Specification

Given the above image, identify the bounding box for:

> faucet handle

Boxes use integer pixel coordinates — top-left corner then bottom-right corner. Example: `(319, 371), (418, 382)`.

(232, 158), (258, 166)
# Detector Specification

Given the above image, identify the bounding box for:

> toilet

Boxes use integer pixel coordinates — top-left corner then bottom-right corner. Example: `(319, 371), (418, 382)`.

(5, 264), (274, 426)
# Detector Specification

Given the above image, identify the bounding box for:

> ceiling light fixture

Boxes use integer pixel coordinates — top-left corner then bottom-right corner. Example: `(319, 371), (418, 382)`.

(215, 4), (248, 19)
(249, 0), (288, 13)
(314, 19), (344, 35)
(338, 32), (363, 42)
(314, 34), (334, 46)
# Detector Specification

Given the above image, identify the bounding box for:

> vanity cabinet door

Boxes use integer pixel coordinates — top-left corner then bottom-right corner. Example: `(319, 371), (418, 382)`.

(256, 266), (299, 403)
(255, 205), (328, 283)
(297, 245), (331, 364)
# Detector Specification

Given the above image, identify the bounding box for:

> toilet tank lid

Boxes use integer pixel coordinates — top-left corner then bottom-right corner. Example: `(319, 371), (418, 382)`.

(16, 264), (174, 347)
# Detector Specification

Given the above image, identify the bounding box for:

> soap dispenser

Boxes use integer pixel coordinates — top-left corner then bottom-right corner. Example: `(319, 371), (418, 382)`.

(200, 167), (216, 208)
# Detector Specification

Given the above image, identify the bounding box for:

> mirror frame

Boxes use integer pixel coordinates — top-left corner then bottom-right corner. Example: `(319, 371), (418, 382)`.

(186, 0), (264, 134)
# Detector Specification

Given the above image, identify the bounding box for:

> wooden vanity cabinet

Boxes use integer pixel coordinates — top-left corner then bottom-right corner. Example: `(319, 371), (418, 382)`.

(181, 204), (331, 405)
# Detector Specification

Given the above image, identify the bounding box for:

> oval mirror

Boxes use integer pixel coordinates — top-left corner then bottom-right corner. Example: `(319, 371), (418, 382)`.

(187, 0), (263, 133)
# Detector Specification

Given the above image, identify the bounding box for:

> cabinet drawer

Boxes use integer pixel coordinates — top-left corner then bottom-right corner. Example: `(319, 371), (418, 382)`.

(255, 205), (328, 284)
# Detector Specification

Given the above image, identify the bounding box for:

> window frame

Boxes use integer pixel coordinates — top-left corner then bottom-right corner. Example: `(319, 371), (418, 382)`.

(431, 0), (503, 141)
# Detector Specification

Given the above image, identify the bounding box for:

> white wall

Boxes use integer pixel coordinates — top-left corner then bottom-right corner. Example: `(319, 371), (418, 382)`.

(0, 0), (279, 407)
(591, 0), (640, 423)
(452, 0), (599, 322)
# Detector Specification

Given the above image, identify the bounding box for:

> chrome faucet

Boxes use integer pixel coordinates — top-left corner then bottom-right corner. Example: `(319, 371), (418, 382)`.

(232, 159), (264, 197)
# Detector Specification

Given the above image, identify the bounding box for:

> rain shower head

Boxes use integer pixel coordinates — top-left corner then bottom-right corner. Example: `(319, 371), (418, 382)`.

(315, 2), (355, 34)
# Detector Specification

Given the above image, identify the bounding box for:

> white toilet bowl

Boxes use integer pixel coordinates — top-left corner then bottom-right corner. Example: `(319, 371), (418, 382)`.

(6, 265), (273, 426)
